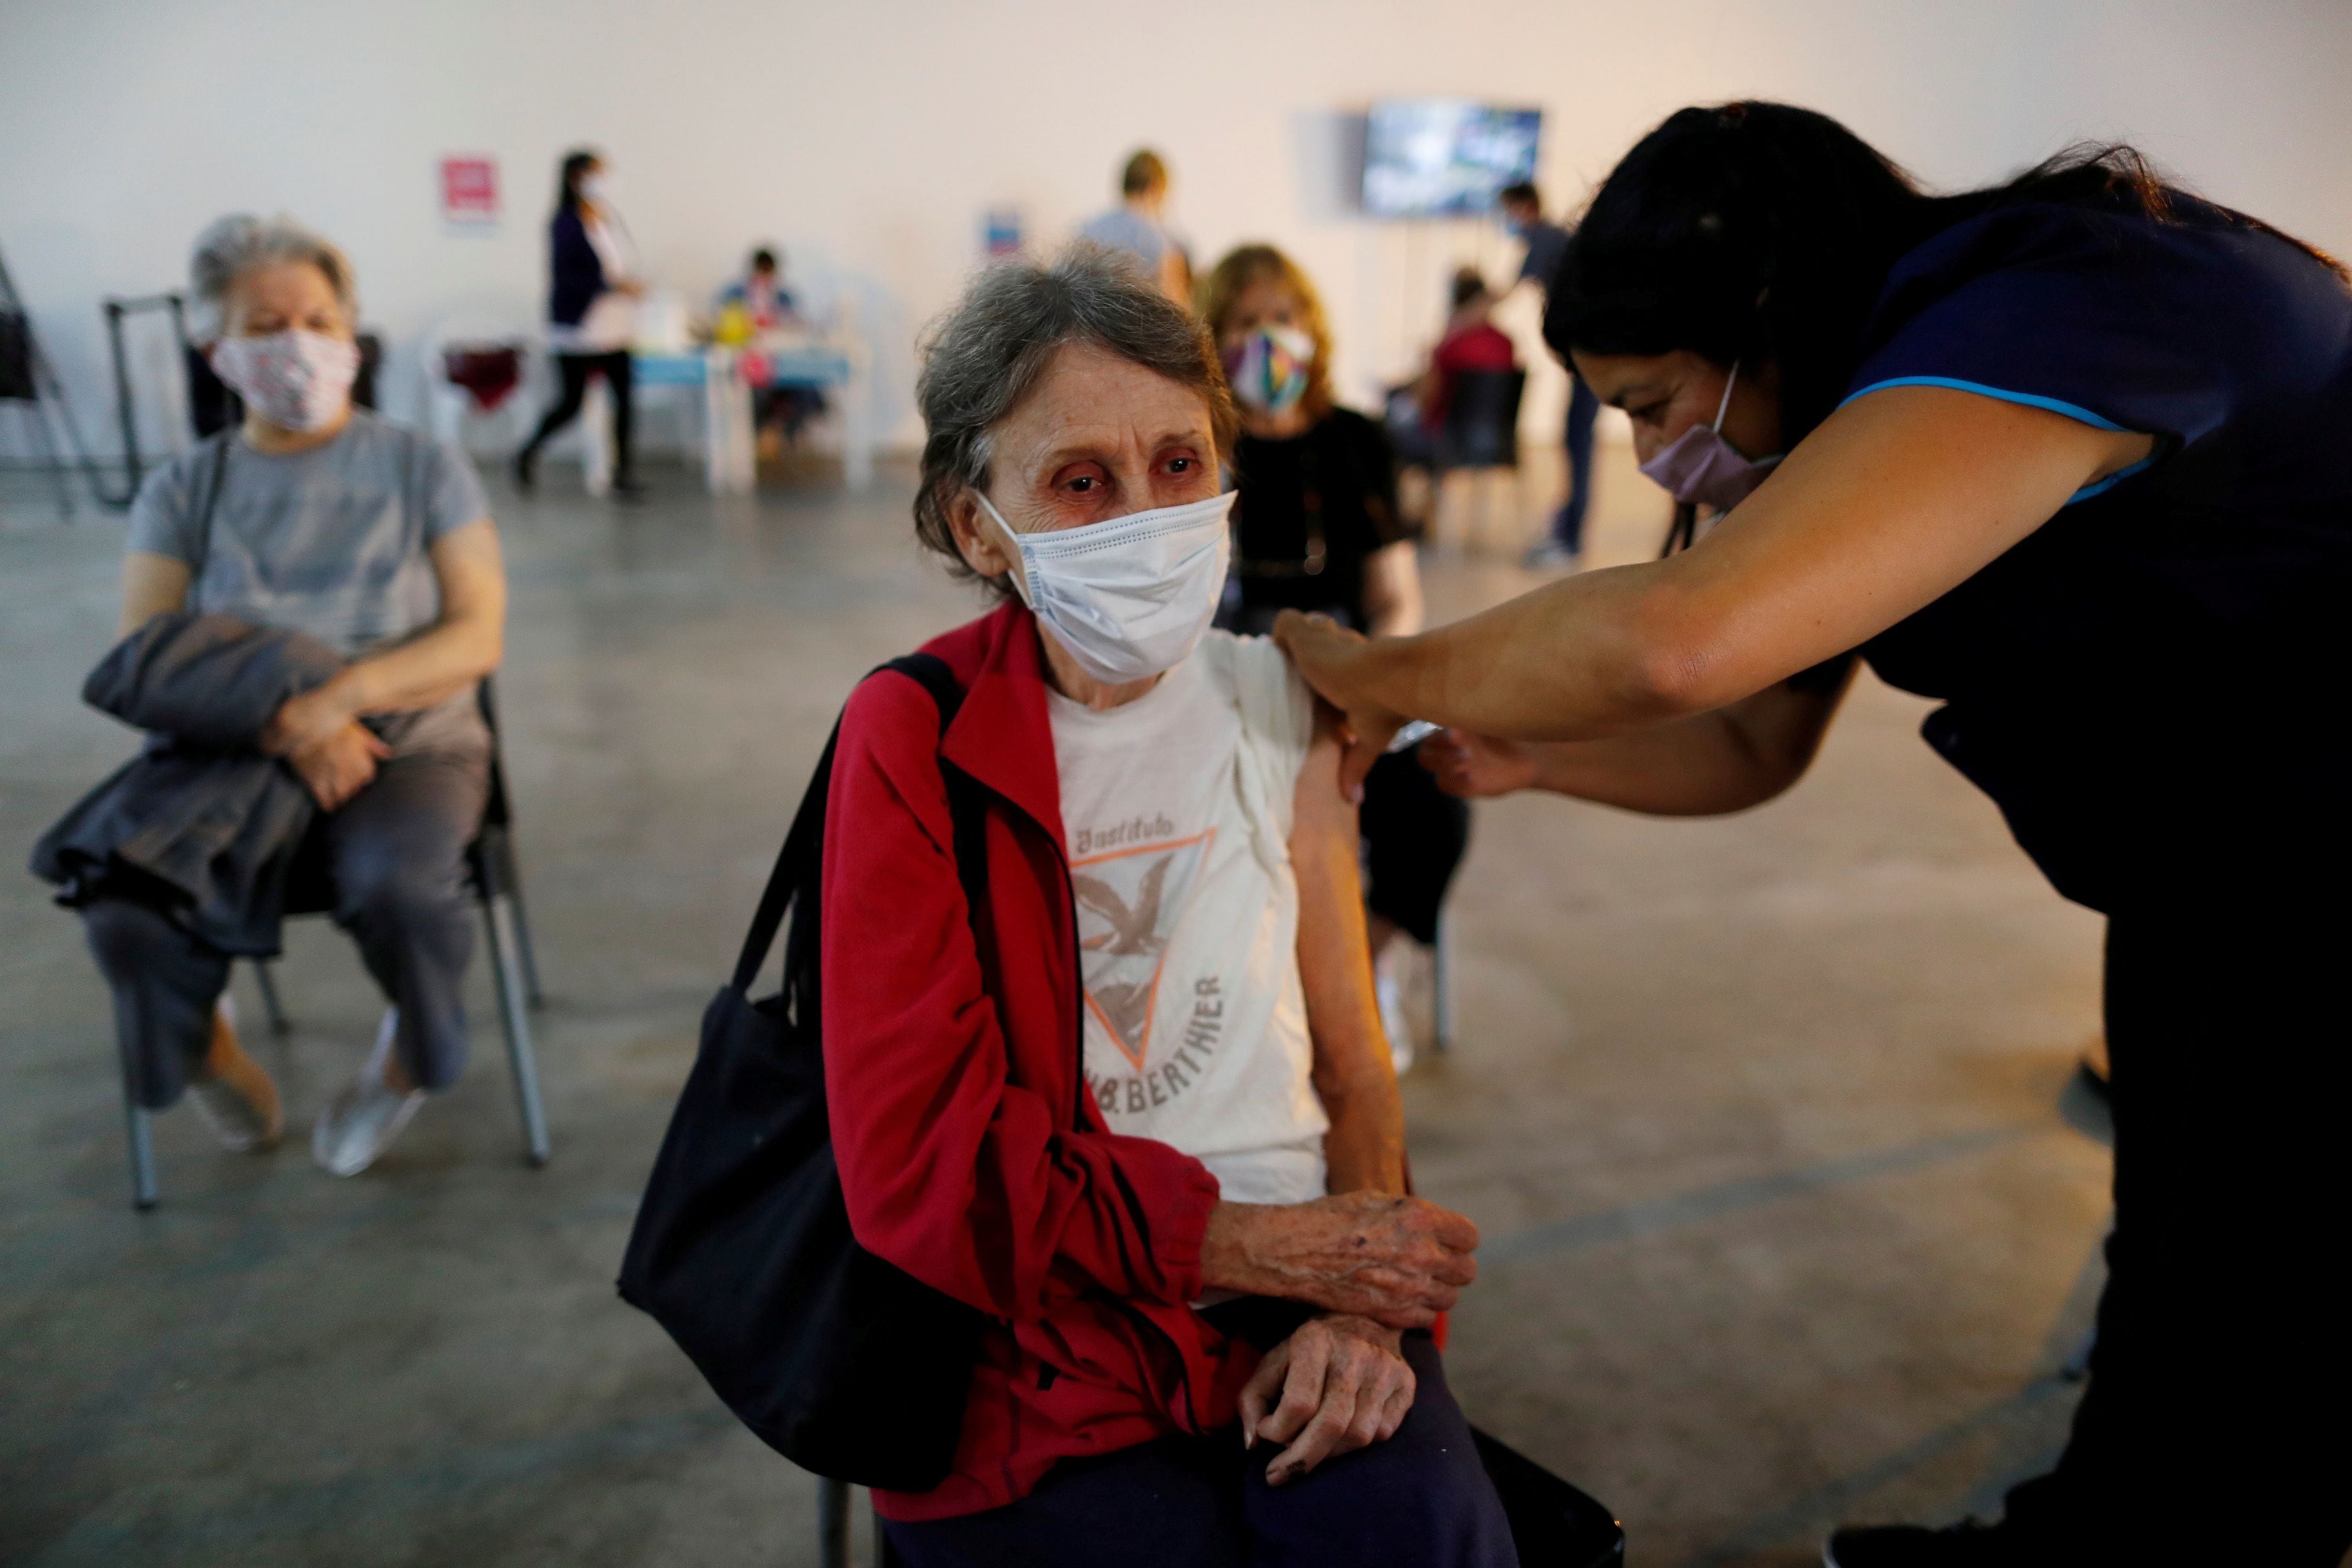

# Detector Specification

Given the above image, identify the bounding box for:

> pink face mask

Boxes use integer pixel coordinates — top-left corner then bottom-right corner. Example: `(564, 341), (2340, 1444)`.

(210, 329), (360, 432)
(1636, 360), (1781, 514)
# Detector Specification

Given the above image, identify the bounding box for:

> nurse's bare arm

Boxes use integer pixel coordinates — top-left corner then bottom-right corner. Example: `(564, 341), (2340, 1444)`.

(1421, 662), (1856, 815)
(1289, 707), (1406, 1196)
(262, 518), (506, 757)
(1277, 386), (2153, 787)
(119, 552), (191, 637)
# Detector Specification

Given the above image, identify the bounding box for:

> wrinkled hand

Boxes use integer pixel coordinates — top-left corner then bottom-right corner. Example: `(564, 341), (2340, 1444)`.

(1419, 728), (1540, 799)
(263, 683), (357, 759)
(1270, 611), (1404, 801)
(1202, 1192), (1479, 1329)
(288, 721), (389, 810)
(1239, 1314), (1416, 1486)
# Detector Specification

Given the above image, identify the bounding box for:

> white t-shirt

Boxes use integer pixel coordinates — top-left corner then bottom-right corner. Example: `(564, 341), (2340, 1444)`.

(1047, 631), (1329, 1206)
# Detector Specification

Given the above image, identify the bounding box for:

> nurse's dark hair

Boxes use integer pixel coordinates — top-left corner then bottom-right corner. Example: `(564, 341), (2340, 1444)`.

(1548, 101), (2346, 444)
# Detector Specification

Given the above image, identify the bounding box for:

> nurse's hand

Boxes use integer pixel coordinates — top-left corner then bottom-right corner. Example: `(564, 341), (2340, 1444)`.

(1200, 1193), (1479, 1329)
(1271, 611), (1406, 799)
(1240, 1313), (1416, 1485)
(1420, 729), (1541, 799)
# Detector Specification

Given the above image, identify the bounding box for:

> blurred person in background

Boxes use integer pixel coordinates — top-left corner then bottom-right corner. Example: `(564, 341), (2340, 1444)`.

(1080, 148), (1190, 304)
(714, 244), (823, 450)
(1500, 182), (1599, 569)
(1418, 269), (1518, 439)
(515, 148), (644, 500)
(50, 215), (506, 1178)
(1202, 244), (1467, 1070)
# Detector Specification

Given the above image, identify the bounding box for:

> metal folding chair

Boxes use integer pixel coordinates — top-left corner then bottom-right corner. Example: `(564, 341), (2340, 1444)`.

(120, 677), (548, 1208)
(810, 1426), (1623, 1567)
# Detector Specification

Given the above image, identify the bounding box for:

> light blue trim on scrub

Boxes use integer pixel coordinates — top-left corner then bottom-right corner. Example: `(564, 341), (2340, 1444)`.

(1840, 375), (2153, 504)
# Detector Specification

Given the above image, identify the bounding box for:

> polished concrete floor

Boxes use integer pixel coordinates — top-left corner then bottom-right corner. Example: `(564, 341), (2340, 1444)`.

(2, 446), (2115, 1567)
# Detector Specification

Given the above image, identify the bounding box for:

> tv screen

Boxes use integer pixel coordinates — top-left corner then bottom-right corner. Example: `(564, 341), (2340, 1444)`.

(1362, 99), (1542, 218)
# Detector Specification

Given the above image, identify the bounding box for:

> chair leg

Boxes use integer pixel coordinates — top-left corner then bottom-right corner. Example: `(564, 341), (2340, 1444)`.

(1432, 909), (1456, 1055)
(504, 876), (546, 1010)
(482, 892), (551, 1166)
(817, 1477), (850, 1568)
(123, 1098), (159, 1210)
(252, 957), (291, 1034)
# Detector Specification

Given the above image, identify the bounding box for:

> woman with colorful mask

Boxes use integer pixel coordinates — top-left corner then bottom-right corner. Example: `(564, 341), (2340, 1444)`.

(1202, 244), (1467, 1070)
(824, 248), (1511, 1567)
(1276, 101), (2352, 1568)
(84, 213), (507, 1178)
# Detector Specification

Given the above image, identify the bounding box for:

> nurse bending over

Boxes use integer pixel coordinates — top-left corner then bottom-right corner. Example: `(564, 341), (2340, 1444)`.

(1279, 101), (2352, 1568)
(820, 248), (1513, 1568)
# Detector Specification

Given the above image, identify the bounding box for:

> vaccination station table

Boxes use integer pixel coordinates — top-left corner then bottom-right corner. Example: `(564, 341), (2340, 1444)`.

(578, 341), (872, 495)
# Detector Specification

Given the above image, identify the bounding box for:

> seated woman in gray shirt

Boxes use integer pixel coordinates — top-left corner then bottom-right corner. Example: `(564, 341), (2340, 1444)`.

(87, 213), (507, 1177)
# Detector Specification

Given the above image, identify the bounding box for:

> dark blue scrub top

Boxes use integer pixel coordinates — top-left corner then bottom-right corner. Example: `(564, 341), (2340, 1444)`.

(1842, 197), (2352, 911)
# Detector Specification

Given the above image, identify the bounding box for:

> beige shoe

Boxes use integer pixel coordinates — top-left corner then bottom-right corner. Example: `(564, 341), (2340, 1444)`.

(187, 995), (283, 1152)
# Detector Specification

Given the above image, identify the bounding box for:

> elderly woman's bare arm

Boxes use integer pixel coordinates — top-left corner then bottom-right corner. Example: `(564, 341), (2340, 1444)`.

(1289, 709), (1406, 1195)
(262, 518), (506, 756)
(119, 552), (191, 638)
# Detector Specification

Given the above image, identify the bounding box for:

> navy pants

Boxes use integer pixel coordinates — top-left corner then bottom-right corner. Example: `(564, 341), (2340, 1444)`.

(83, 748), (487, 1108)
(883, 1330), (1518, 1568)
(1548, 374), (1600, 554)
(1994, 908), (2352, 1564)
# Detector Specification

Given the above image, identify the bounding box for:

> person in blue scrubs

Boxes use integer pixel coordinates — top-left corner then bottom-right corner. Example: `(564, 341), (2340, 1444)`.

(1275, 101), (2352, 1568)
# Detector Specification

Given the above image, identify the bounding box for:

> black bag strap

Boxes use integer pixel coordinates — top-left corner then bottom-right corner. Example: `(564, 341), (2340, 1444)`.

(730, 652), (979, 997)
(192, 431), (233, 570)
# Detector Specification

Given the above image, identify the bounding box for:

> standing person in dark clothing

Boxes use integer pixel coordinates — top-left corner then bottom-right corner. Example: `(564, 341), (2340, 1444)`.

(1280, 101), (2352, 1568)
(1500, 182), (1598, 569)
(515, 149), (643, 499)
(1202, 244), (1468, 1068)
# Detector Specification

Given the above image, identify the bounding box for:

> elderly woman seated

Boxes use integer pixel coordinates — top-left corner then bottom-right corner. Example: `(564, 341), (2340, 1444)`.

(66, 215), (505, 1177)
(822, 248), (1514, 1567)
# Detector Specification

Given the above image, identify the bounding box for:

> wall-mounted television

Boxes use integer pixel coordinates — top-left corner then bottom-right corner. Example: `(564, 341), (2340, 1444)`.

(1361, 99), (1542, 218)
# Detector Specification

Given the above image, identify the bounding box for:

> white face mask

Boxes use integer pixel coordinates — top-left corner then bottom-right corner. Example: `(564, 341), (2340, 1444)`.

(978, 489), (1235, 685)
(210, 329), (360, 433)
(577, 173), (607, 204)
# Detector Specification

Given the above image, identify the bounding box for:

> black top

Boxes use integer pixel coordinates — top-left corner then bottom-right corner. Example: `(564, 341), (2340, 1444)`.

(1845, 197), (2352, 911)
(1228, 407), (1413, 630)
(547, 208), (606, 329)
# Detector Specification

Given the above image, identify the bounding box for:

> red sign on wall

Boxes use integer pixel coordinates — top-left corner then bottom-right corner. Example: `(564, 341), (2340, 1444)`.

(440, 156), (499, 226)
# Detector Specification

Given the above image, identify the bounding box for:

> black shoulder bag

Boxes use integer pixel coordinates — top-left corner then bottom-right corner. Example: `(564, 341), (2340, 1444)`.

(618, 652), (990, 1490)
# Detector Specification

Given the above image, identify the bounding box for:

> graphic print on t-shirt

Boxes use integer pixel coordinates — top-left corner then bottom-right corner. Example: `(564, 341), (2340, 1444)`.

(1071, 828), (1214, 1072)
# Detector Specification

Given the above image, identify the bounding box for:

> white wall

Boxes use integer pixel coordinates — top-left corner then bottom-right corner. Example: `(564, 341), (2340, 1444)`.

(6, 0), (2350, 467)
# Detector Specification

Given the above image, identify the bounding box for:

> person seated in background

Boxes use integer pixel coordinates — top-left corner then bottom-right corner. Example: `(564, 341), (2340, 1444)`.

(1079, 148), (1190, 304)
(715, 244), (800, 331)
(1418, 269), (1519, 443)
(714, 245), (823, 450)
(46, 215), (506, 1178)
(1200, 243), (1469, 1071)
(825, 248), (1511, 1567)
(1387, 270), (1521, 487)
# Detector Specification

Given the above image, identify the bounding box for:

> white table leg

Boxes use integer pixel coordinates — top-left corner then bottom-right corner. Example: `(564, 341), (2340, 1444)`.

(581, 375), (612, 497)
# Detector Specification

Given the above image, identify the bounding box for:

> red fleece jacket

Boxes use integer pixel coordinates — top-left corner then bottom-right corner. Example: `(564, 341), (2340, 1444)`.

(822, 603), (1259, 1522)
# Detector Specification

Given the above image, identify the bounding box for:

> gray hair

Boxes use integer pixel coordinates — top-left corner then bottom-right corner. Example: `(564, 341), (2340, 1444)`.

(188, 213), (358, 342)
(913, 244), (1238, 596)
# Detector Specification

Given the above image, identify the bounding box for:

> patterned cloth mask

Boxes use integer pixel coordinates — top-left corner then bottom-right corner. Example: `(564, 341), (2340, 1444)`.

(210, 330), (360, 433)
(1222, 326), (1315, 416)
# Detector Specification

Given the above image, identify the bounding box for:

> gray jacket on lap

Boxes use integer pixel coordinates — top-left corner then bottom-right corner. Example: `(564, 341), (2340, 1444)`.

(31, 612), (343, 956)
